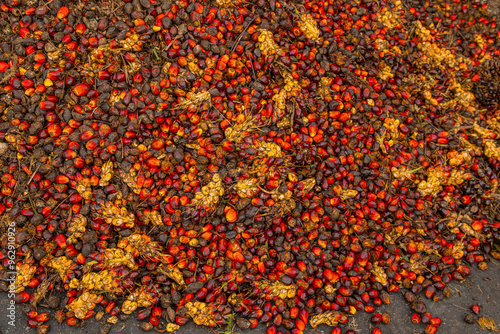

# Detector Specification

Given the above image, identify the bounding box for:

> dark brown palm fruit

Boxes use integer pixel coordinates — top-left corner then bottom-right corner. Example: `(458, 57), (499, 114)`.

(464, 314), (477, 324)
(412, 301), (427, 314)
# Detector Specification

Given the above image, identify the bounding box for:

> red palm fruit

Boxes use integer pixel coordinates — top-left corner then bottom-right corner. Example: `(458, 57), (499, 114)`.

(73, 83), (90, 96)
(425, 285), (436, 299)
(343, 253), (355, 271)
(425, 325), (437, 334)
(57, 6), (69, 18)
(371, 314), (382, 324)
(150, 316), (159, 326)
(28, 277), (40, 287)
(27, 319), (38, 328)
(331, 326), (342, 334)
(365, 305), (375, 313)
(295, 319), (306, 331)
(76, 253), (86, 264)
(430, 317), (442, 327)
(299, 309), (309, 323)
(18, 292), (29, 303)
(75, 23), (86, 34)
(411, 313), (421, 324)
(36, 313), (50, 322)
(47, 124), (62, 137)
(249, 318), (258, 328)
(66, 317), (78, 326)
(105, 302), (116, 314)
(34, 53), (46, 63)
(54, 234), (67, 248)
(28, 310), (38, 319)
(39, 100), (55, 111)
(0, 62), (9, 72)
(471, 305), (480, 314)
(372, 329), (382, 334)
(471, 220), (483, 231)
(69, 193), (82, 203)
(233, 252), (245, 263)
(79, 130), (94, 141)
(381, 313), (391, 324)
(285, 267), (298, 277)
(267, 325), (277, 334)
(55, 175), (69, 184)
(98, 70), (110, 79)
(225, 206), (238, 223)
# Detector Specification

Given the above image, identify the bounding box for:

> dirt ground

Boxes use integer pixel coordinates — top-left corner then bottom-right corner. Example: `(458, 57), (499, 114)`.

(489, 0), (500, 16)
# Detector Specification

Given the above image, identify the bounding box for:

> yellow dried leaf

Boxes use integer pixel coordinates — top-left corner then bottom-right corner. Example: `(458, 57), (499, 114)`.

(14, 263), (37, 293)
(158, 264), (185, 286)
(102, 248), (137, 270)
(185, 301), (217, 327)
(235, 178), (259, 198)
(67, 214), (87, 244)
(76, 178), (92, 200)
(310, 311), (349, 328)
(258, 29), (280, 56)
(298, 14), (320, 42)
(49, 256), (74, 282)
(191, 173), (224, 210)
(371, 263), (388, 286)
(100, 201), (135, 228)
(69, 270), (123, 294)
(99, 161), (114, 187)
(66, 292), (99, 319)
(120, 169), (141, 195)
(477, 316), (498, 332)
(257, 280), (297, 299)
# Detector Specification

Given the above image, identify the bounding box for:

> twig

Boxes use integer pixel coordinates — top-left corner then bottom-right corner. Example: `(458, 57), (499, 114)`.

(164, 35), (180, 53)
(27, 194), (38, 215)
(153, 48), (161, 61)
(118, 52), (129, 84)
(193, 258), (200, 281)
(44, 192), (74, 221)
(230, 16), (257, 57)
(247, 51), (256, 79)
(26, 159), (41, 187)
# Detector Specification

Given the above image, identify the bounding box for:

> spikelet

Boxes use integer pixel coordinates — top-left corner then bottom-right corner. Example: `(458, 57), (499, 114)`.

(99, 161), (114, 187)
(258, 29), (280, 56)
(191, 173), (224, 211)
(67, 214), (87, 244)
(298, 14), (320, 42)
(99, 201), (135, 228)
(67, 292), (100, 319)
(185, 301), (217, 327)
